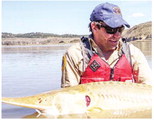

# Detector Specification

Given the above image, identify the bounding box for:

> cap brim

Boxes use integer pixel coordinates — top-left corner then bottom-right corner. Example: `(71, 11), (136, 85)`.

(104, 15), (130, 28)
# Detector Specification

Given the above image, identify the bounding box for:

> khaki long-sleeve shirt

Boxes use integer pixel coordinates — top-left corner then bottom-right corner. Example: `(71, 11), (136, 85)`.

(61, 38), (151, 88)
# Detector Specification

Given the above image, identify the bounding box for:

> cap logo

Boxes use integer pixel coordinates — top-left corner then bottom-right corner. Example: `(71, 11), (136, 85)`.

(113, 7), (121, 15)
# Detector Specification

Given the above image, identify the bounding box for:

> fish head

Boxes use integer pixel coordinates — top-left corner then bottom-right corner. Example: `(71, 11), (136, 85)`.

(42, 92), (89, 116)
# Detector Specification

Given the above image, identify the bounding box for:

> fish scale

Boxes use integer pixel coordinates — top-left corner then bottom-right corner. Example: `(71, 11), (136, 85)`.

(2, 81), (152, 118)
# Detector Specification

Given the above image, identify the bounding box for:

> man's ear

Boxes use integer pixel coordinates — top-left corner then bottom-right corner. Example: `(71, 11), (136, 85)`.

(91, 22), (98, 32)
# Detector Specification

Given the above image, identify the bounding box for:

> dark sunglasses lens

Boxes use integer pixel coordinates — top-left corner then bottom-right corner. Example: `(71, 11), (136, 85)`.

(105, 26), (124, 34)
(105, 27), (117, 34)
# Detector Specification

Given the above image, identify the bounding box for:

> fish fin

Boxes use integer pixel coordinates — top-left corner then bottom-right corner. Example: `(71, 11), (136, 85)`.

(35, 109), (42, 117)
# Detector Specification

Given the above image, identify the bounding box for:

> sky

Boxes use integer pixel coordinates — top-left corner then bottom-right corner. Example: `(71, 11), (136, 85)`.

(2, 0), (152, 35)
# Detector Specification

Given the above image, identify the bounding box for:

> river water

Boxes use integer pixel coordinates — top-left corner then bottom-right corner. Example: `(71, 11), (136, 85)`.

(2, 41), (152, 118)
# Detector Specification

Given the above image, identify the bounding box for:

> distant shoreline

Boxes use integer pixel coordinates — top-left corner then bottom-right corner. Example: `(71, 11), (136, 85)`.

(2, 37), (81, 46)
(2, 37), (151, 46)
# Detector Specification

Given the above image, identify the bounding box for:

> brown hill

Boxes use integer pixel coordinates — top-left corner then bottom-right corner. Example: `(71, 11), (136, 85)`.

(122, 21), (151, 41)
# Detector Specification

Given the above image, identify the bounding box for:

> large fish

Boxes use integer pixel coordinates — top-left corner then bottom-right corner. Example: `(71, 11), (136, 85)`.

(2, 81), (152, 118)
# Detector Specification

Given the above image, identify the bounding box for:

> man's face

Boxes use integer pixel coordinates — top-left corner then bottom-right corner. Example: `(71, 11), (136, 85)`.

(92, 22), (123, 52)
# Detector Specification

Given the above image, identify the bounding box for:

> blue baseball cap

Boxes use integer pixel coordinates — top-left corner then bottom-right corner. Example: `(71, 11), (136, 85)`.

(90, 2), (130, 28)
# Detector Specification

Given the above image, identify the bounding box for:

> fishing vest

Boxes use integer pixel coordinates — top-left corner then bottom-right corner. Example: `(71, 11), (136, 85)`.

(80, 37), (135, 84)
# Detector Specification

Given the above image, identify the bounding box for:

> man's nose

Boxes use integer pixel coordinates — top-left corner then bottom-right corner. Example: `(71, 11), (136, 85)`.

(113, 31), (121, 38)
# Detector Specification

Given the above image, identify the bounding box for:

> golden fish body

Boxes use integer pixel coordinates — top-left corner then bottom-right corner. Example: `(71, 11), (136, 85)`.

(2, 81), (152, 118)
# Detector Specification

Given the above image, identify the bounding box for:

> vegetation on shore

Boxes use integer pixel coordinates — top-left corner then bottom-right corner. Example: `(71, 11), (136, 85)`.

(2, 21), (151, 46)
(2, 32), (84, 38)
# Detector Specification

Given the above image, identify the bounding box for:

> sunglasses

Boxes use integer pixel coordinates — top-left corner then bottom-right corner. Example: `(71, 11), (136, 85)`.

(97, 22), (125, 34)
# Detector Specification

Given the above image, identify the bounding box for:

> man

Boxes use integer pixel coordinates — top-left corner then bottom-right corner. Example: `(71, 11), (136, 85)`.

(61, 2), (151, 88)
